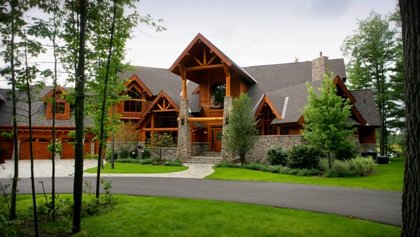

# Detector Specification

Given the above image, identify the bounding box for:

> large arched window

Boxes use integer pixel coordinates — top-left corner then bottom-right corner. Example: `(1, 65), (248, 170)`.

(210, 84), (225, 108)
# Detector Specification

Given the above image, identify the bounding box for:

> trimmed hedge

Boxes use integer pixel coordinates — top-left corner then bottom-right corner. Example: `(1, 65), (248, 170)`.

(288, 145), (325, 169)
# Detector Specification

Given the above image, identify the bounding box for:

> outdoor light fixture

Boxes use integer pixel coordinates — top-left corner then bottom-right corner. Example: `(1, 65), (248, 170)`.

(180, 115), (185, 125)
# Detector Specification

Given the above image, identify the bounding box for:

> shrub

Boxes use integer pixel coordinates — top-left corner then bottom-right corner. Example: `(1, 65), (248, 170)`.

(308, 168), (321, 176)
(348, 156), (374, 176)
(270, 165), (284, 174)
(140, 158), (152, 165)
(267, 147), (288, 166)
(288, 145), (325, 169)
(335, 144), (358, 161)
(243, 162), (269, 171)
(331, 160), (351, 173)
(115, 158), (139, 163)
(141, 149), (151, 159)
(163, 159), (183, 166)
(297, 169), (309, 176)
(324, 169), (358, 178)
(215, 160), (237, 168)
(318, 158), (329, 171)
(129, 150), (139, 159)
(289, 168), (300, 175)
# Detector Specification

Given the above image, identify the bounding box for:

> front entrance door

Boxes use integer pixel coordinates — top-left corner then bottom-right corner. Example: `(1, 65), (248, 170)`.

(211, 127), (223, 152)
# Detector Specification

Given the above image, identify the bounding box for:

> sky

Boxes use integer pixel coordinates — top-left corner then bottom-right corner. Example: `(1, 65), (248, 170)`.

(0, 0), (399, 88)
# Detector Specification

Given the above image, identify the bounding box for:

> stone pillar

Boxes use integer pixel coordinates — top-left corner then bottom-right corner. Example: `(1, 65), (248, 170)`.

(177, 98), (191, 161)
(222, 96), (233, 160)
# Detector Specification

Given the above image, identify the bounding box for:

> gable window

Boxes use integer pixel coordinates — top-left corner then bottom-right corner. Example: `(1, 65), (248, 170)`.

(210, 84), (225, 108)
(124, 88), (143, 112)
(56, 102), (65, 114)
(263, 105), (276, 135)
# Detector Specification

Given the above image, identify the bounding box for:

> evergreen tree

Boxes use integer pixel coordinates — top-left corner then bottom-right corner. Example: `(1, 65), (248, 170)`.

(341, 11), (399, 156)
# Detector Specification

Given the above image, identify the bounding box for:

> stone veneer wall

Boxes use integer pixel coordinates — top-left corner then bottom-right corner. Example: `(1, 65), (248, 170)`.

(192, 142), (210, 156)
(146, 147), (178, 160)
(177, 98), (191, 161)
(222, 96), (233, 160)
(245, 135), (308, 163)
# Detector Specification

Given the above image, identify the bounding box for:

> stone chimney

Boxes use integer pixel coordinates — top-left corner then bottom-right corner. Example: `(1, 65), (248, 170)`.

(312, 52), (329, 81)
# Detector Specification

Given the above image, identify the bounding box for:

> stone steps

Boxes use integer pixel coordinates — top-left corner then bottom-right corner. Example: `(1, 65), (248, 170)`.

(184, 156), (223, 164)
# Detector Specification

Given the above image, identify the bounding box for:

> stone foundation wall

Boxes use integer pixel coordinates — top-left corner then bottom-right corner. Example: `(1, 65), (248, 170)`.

(192, 142), (210, 156)
(147, 147), (178, 161)
(246, 135), (308, 163)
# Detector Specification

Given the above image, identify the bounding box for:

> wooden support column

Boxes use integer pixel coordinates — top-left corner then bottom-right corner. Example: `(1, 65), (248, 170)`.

(179, 65), (187, 99)
(223, 63), (231, 97)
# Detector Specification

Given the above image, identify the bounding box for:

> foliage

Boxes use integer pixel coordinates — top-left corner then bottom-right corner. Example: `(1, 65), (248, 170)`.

(267, 147), (288, 166)
(215, 160), (237, 168)
(163, 159), (183, 166)
(341, 10), (401, 156)
(324, 169), (358, 178)
(318, 158), (329, 171)
(335, 143), (358, 161)
(302, 74), (355, 168)
(243, 162), (270, 171)
(288, 145), (325, 169)
(208, 158), (404, 191)
(114, 121), (139, 158)
(223, 93), (259, 166)
(347, 156), (375, 176)
(115, 158), (140, 163)
(141, 149), (151, 159)
(146, 133), (176, 165)
(47, 140), (62, 155)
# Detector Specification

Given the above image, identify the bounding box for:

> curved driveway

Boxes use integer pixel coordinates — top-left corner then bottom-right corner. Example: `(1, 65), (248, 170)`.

(0, 176), (402, 227)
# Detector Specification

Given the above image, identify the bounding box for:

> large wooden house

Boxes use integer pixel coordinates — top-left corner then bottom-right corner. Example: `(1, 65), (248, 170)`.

(0, 33), (380, 162)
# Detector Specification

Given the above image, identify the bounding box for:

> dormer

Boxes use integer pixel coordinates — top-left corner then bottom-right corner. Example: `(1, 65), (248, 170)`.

(42, 86), (71, 120)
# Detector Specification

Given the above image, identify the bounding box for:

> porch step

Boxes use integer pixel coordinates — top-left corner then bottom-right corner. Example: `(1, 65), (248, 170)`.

(199, 152), (222, 157)
(185, 156), (223, 164)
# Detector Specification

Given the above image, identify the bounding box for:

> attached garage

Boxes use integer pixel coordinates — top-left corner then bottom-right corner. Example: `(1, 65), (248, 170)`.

(20, 138), (51, 160)
(61, 139), (91, 159)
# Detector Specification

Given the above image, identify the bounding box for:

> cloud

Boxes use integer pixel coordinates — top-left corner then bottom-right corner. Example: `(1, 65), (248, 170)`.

(293, 0), (352, 20)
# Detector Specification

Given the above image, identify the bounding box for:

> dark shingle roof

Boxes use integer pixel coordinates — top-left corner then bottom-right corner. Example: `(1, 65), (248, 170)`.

(0, 87), (93, 127)
(350, 89), (381, 127)
(244, 59), (346, 109)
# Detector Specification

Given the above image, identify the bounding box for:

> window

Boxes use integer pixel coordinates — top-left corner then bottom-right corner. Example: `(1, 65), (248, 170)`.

(124, 101), (142, 112)
(56, 102), (65, 114)
(155, 112), (178, 128)
(280, 128), (289, 135)
(263, 105), (276, 135)
(124, 88), (143, 112)
(210, 84), (225, 108)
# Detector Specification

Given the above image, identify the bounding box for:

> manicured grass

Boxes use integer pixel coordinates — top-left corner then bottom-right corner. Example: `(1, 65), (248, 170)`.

(9, 195), (400, 237)
(206, 158), (404, 191)
(84, 162), (188, 174)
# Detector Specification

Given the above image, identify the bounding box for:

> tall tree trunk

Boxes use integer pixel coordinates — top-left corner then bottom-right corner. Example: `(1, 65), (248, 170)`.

(400, 0), (420, 236)
(111, 105), (115, 169)
(72, 0), (87, 234)
(96, 0), (118, 199)
(10, 1), (18, 221)
(24, 30), (39, 237)
(51, 6), (58, 221)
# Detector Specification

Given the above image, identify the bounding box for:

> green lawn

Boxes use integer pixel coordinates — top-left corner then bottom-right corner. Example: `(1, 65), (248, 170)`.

(84, 162), (188, 174)
(206, 158), (404, 191)
(8, 195), (400, 237)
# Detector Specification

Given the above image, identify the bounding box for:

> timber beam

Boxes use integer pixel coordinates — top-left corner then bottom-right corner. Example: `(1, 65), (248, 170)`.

(187, 117), (223, 122)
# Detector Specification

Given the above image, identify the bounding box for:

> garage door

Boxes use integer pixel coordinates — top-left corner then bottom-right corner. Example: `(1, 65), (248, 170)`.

(61, 139), (91, 159)
(20, 139), (51, 160)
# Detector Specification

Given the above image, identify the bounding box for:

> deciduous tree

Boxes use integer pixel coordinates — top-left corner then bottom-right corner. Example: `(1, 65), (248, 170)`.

(302, 74), (355, 169)
(223, 93), (258, 166)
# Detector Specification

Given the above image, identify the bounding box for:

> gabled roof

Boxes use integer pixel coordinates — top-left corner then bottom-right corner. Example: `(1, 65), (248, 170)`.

(135, 90), (180, 127)
(0, 86), (93, 127)
(350, 89), (381, 127)
(42, 85), (68, 101)
(169, 33), (257, 84)
(254, 94), (282, 120)
(245, 59), (347, 109)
